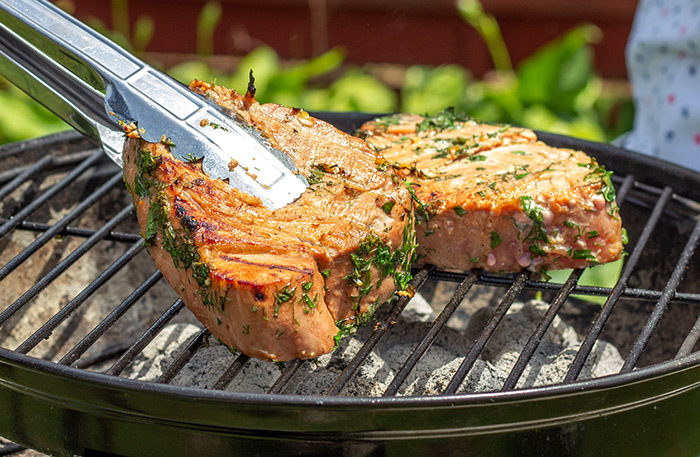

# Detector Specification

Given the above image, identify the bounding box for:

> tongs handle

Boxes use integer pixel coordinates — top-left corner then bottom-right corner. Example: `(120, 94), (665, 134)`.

(0, 0), (126, 160)
(0, 0), (307, 209)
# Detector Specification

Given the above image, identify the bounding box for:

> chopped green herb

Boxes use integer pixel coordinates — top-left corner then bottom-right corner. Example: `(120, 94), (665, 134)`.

(307, 167), (325, 185)
(273, 284), (296, 318)
(370, 114), (405, 128)
(521, 196), (543, 225)
(208, 122), (229, 132)
(572, 249), (596, 260)
(137, 148), (159, 173)
(381, 200), (396, 214)
(490, 231), (503, 249)
(345, 224), (415, 310)
(183, 152), (201, 163)
(416, 107), (472, 133)
(334, 320), (358, 347)
(584, 164), (618, 216)
(404, 182), (434, 224)
(302, 293), (317, 313)
(453, 205), (467, 216)
(520, 196), (551, 257)
(144, 207), (158, 245)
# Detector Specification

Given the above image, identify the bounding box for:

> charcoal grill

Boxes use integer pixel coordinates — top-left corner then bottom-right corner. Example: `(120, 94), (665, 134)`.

(1, 113), (700, 457)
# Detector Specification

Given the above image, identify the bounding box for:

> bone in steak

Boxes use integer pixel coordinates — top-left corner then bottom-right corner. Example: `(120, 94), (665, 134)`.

(359, 110), (624, 274)
(122, 81), (416, 361)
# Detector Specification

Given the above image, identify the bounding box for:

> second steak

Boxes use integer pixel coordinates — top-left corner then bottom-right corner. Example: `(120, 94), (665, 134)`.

(360, 110), (624, 275)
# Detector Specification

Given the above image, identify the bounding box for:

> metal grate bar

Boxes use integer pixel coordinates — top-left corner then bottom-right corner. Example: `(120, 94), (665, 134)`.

(0, 443), (24, 456)
(501, 269), (583, 391)
(621, 218), (700, 372)
(58, 271), (163, 366)
(624, 189), (698, 222)
(15, 234), (142, 354)
(213, 353), (250, 390)
(105, 299), (186, 376)
(613, 173), (634, 202)
(268, 359), (304, 394)
(443, 272), (529, 395)
(0, 218), (141, 243)
(564, 186), (674, 383)
(0, 149), (103, 240)
(7, 205), (134, 331)
(428, 269), (700, 304)
(0, 154), (53, 202)
(326, 266), (433, 395)
(156, 328), (210, 384)
(382, 272), (478, 397)
(676, 316), (700, 358)
(0, 135), (92, 166)
(0, 171), (123, 287)
(74, 342), (134, 369)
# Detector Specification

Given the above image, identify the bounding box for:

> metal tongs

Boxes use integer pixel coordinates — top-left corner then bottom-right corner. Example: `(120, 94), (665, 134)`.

(0, 0), (306, 209)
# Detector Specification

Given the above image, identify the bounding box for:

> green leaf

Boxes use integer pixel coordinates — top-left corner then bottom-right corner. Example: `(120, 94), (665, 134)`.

(196, 2), (222, 56)
(547, 259), (623, 305)
(264, 47), (345, 101)
(227, 46), (281, 97)
(167, 60), (217, 85)
(516, 24), (602, 113)
(401, 65), (469, 114)
(520, 104), (606, 141)
(456, 0), (512, 72)
(0, 86), (67, 143)
(316, 69), (397, 112)
(132, 15), (155, 53)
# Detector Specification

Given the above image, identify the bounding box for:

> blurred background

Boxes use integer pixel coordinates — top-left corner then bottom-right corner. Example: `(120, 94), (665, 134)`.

(0, 0), (637, 146)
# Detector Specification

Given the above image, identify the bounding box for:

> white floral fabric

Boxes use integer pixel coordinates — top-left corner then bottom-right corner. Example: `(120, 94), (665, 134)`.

(621, 0), (700, 172)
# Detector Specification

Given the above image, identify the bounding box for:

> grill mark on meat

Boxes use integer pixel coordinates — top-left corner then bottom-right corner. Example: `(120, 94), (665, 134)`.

(174, 197), (199, 232)
(219, 254), (315, 275)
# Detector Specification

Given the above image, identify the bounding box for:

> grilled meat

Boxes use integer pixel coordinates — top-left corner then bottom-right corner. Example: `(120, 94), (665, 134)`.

(122, 81), (415, 361)
(359, 110), (624, 274)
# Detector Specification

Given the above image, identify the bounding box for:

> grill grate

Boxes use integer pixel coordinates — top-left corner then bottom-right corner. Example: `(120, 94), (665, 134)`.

(1, 129), (700, 455)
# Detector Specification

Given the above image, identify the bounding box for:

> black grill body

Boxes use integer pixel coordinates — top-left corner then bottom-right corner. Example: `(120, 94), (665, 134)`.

(0, 113), (699, 457)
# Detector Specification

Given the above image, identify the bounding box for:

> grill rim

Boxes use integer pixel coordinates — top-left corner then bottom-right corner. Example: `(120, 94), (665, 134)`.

(2, 343), (700, 413)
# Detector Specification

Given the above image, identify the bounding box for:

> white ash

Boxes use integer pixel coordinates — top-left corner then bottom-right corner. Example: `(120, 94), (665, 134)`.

(124, 295), (623, 396)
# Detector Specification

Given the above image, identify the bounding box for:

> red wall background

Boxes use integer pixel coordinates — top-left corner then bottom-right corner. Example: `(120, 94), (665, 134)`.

(64, 0), (638, 79)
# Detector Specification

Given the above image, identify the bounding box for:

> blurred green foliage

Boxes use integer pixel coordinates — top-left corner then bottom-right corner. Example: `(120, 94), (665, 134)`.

(0, 84), (68, 143)
(0, 0), (633, 146)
